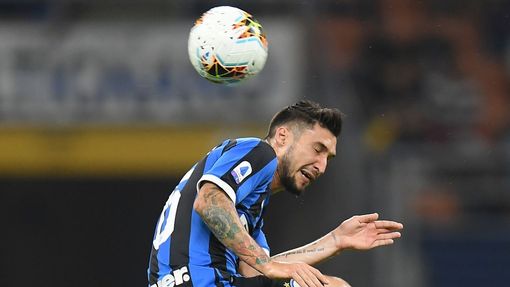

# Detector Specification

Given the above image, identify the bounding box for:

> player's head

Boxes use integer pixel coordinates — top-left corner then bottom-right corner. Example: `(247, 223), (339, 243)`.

(265, 100), (343, 195)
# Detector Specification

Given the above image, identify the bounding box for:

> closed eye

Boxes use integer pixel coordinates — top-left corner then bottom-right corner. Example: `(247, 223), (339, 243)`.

(314, 143), (326, 154)
(314, 142), (336, 160)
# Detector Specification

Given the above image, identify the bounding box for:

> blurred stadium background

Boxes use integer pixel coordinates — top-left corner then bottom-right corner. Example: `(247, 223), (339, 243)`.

(1, 0), (509, 286)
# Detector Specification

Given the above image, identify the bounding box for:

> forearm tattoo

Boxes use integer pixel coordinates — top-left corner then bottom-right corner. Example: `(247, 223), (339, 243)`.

(273, 246), (325, 259)
(200, 186), (269, 266)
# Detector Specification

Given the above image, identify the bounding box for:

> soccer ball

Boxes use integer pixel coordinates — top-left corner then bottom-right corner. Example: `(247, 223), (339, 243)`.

(188, 6), (268, 85)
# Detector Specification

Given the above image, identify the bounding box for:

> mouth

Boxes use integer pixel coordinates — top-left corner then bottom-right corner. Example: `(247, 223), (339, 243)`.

(300, 169), (315, 183)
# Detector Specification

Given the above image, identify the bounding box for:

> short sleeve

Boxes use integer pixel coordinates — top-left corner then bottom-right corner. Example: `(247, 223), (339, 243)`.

(197, 138), (276, 204)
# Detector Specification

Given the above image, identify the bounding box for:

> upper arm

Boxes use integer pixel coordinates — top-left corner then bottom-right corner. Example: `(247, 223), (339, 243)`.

(193, 181), (233, 214)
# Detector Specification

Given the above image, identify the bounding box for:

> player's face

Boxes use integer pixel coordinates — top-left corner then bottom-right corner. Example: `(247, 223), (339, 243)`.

(279, 123), (337, 195)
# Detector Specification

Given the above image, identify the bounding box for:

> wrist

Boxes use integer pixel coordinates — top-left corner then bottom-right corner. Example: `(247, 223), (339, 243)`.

(258, 259), (275, 278)
(330, 231), (346, 252)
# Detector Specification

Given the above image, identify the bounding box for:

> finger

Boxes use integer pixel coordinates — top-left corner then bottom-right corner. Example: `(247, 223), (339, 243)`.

(377, 231), (401, 240)
(297, 268), (324, 287)
(357, 213), (379, 223)
(293, 271), (313, 287)
(375, 229), (402, 236)
(374, 220), (404, 230)
(308, 265), (329, 285)
(292, 273), (309, 287)
(373, 228), (392, 234)
(373, 238), (394, 247)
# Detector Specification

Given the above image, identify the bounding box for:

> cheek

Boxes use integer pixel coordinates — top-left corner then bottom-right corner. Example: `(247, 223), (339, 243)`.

(287, 146), (313, 172)
(290, 158), (308, 176)
(296, 153), (315, 167)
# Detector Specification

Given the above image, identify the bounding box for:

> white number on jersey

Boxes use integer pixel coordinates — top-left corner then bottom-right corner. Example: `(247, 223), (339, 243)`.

(152, 166), (195, 250)
(153, 189), (182, 250)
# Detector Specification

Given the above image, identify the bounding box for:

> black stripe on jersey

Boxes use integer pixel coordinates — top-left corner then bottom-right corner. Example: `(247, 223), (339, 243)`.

(209, 233), (228, 273)
(248, 192), (267, 218)
(221, 139), (238, 155)
(148, 245), (159, 285)
(213, 261), (226, 287)
(170, 158), (207, 267)
(220, 141), (276, 194)
(253, 187), (271, 231)
(247, 193), (268, 232)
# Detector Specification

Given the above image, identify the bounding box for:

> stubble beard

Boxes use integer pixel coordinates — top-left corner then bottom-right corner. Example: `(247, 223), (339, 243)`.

(278, 146), (304, 196)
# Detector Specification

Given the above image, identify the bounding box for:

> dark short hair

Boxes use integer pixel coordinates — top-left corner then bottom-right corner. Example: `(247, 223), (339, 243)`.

(265, 100), (344, 139)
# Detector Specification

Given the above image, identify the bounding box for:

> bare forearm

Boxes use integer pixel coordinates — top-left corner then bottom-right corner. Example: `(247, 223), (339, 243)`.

(273, 213), (405, 265)
(194, 183), (270, 272)
(271, 232), (340, 266)
(239, 260), (263, 277)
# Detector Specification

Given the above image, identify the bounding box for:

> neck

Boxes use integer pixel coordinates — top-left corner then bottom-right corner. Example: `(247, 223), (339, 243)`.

(270, 173), (284, 194)
(265, 138), (284, 194)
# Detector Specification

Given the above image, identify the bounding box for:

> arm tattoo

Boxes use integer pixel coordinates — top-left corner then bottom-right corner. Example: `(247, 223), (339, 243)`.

(202, 206), (240, 240)
(273, 247), (325, 259)
(199, 185), (270, 266)
(201, 188), (240, 240)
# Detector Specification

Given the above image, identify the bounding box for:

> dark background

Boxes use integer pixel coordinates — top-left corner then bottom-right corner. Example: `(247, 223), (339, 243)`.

(0, 178), (373, 286)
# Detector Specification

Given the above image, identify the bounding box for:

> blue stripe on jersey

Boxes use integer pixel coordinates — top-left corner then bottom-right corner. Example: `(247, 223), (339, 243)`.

(188, 208), (212, 266)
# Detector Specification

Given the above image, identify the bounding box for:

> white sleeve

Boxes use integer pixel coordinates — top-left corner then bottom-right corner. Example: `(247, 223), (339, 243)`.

(197, 174), (237, 203)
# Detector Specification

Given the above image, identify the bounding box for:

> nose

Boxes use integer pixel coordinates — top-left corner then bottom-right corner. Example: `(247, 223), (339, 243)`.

(314, 155), (328, 175)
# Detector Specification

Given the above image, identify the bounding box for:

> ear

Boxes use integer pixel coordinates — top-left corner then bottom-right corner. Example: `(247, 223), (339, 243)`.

(274, 126), (291, 147)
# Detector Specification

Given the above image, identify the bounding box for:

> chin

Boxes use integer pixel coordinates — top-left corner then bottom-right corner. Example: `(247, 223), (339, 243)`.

(280, 172), (307, 196)
(297, 180), (311, 191)
(283, 180), (305, 196)
(290, 182), (307, 196)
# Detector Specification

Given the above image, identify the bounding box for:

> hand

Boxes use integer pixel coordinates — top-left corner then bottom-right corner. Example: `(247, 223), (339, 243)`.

(263, 260), (330, 287)
(332, 213), (403, 251)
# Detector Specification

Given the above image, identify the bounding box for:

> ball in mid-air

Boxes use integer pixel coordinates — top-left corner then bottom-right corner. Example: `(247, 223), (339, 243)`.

(188, 6), (268, 85)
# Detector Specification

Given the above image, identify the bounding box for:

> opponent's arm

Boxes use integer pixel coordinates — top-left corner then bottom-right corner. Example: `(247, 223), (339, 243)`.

(272, 213), (404, 266)
(238, 235), (335, 277)
(194, 182), (329, 287)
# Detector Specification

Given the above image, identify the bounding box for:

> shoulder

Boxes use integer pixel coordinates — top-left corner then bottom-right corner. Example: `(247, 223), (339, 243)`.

(220, 138), (277, 177)
(229, 137), (276, 161)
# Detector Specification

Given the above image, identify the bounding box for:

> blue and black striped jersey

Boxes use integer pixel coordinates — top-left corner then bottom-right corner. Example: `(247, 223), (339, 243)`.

(148, 137), (277, 287)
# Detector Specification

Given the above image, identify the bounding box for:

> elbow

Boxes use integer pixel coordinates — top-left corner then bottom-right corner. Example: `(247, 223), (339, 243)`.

(193, 185), (208, 216)
(193, 195), (205, 215)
